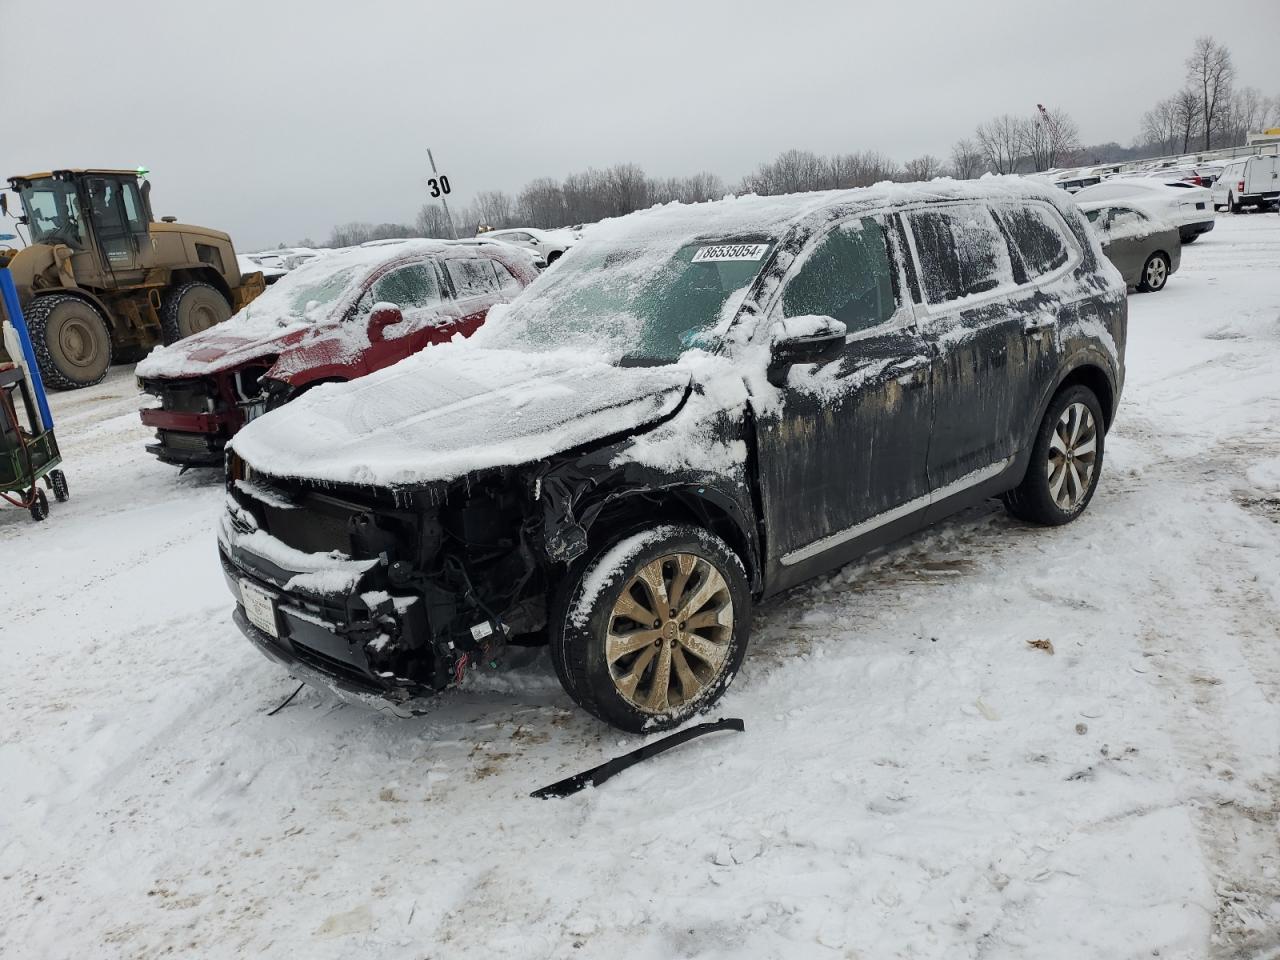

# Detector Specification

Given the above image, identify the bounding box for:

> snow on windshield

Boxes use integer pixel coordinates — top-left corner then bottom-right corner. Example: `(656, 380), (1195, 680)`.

(472, 192), (841, 362)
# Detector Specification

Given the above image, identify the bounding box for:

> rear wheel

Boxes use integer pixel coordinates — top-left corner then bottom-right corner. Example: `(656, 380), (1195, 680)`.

(1003, 385), (1105, 526)
(1136, 252), (1169, 292)
(1229, 193), (1241, 214)
(552, 524), (751, 733)
(23, 294), (113, 390)
(160, 282), (231, 345)
(30, 487), (49, 522)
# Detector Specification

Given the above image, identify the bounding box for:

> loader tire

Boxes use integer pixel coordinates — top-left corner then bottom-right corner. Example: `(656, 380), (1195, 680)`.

(161, 282), (231, 345)
(24, 294), (113, 391)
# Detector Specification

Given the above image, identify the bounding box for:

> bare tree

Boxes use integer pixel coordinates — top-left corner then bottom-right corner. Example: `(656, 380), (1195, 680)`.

(414, 203), (454, 238)
(1170, 88), (1201, 153)
(1223, 86), (1269, 145)
(605, 163), (650, 217)
(902, 154), (944, 181)
(1141, 98), (1178, 155)
(825, 151), (899, 189)
(741, 149), (830, 195)
(949, 138), (986, 179)
(1020, 105), (1081, 171)
(472, 190), (514, 229)
(517, 177), (566, 226)
(976, 115), (1026, 174)
(1186, 36), (1236, 148)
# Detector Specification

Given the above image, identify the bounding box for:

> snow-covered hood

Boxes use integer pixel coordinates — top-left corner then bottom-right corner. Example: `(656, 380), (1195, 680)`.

(135, 323), (314, 379)
(230, 345), (691, 487)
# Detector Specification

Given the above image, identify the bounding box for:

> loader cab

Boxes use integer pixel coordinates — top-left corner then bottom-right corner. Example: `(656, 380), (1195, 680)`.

(8, 170), (153, 284)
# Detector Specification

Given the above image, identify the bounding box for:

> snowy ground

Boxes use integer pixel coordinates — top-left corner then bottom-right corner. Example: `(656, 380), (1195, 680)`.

(3, 214), (1279, 960)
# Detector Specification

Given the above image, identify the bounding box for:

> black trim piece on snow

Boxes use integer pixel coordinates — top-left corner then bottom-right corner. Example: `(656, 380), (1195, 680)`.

(530, 717), (745, 799)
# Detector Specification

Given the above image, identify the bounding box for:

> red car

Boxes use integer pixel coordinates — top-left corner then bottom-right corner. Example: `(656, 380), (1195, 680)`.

(136, 240), (539, 467)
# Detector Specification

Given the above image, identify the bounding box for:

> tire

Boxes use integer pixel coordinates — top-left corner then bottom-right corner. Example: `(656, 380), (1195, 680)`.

(545, 250), (562, 265)
(1136, 252), (1169, 293)
(1229, 193), (1241, 214)
(30, 487), (49, 522)
(160, 282), (231, 345)
(112, 344), (150, 364)
(1003, 384), (1105, 526)
(1181, 233), (1198, 244)
(551, 523), (751, 733)
(49, 469), (69, 503)
(23, 294), (113, 390)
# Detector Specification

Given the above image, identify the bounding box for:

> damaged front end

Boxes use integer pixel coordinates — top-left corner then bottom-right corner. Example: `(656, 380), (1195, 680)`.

(220, 453), (582, 705)
(220, 424), (756, 708)
(140, 364), (273, 467)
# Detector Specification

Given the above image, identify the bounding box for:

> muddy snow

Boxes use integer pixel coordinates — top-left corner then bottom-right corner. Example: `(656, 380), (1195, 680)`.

(3, 215), (1278, 959)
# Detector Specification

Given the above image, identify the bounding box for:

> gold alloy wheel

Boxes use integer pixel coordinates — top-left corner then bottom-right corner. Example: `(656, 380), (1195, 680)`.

(606, 553), (734, 713)
(1048, 401), (1098, 511)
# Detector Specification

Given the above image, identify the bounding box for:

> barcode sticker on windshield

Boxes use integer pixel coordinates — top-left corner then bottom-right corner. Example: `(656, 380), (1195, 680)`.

(691, 243), (769, 263)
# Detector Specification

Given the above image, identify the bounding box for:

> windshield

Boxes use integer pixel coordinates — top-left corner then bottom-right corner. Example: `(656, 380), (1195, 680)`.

(237, 263), (365, 328)
(488, 237), (775, 362)
(18, 177), (87, 250)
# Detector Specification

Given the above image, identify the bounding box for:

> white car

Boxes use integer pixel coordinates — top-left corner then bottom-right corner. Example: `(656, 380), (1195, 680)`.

(237, 253), (287, 284)
(1073, 179), (1215, 244)
(1210, 156), (1280, 213)
(477, 227), (578, 264)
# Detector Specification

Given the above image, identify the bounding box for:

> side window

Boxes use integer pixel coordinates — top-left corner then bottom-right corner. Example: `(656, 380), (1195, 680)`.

(446, 258), (502, 297)
(781, 217), (898, 334)
(370, 263), (443, 311)
(120, 181), (147, 233)
(907, 205), (1014, 305)
(489, 259), (523, 295)
(996, 204), (1070, 280)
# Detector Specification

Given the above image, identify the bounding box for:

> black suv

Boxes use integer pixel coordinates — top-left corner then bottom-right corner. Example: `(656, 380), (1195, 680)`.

(220, 179), (1126, 732)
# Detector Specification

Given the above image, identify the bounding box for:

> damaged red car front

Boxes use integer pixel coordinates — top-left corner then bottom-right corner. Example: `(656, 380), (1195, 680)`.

(136, 240), (539, 467)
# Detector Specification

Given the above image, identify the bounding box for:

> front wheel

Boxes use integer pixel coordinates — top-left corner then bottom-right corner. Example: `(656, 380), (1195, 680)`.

(24, 294), (113, 390)
(30, 487), (49, 521)
(552, 524), (751, 733)
(1137, 252), (1169, 292)
(1003, 385), (1105, 526)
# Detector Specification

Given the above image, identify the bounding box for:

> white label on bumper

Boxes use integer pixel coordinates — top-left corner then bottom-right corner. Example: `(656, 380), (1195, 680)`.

(241, 580), (279, 638)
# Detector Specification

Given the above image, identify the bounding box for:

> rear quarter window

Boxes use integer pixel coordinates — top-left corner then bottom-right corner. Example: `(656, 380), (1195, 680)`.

(446, 258), (503, 297)
(995, 204), (1072, 280)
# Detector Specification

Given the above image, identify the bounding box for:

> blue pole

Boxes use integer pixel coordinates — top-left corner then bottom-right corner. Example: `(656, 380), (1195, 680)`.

(0, 267), (54, 431)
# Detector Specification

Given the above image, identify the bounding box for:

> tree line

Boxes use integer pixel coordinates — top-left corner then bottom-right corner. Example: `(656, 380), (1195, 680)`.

(294, 35), (1277, 248)
(1139, 36), (1277, 156)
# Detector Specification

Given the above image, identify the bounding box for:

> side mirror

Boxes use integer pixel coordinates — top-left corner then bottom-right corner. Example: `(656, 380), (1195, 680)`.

(367, 303), (403, 343)
(766, 316), (847, 387)
(528, 237), (539, 245)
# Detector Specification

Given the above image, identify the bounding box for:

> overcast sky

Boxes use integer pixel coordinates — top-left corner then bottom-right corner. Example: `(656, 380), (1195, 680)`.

(3, 0), (1276, 250)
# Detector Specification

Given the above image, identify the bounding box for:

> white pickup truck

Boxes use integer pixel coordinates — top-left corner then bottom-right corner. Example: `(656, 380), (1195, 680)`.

(1211, 156), (1280, 212)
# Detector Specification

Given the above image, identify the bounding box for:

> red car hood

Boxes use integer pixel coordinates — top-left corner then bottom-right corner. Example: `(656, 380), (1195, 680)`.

(135, 322), (323, 379)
